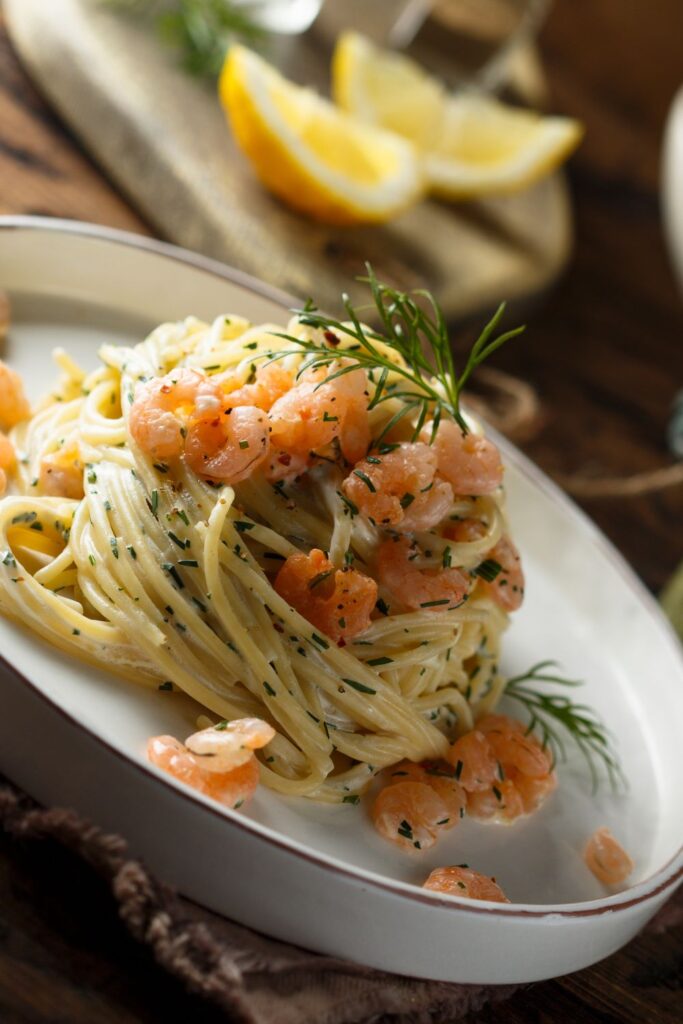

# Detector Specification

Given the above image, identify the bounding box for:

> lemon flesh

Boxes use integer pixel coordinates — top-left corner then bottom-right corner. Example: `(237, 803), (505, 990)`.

(427, 95), (584, 198)
(220, 45), (424, 225)
(333, 30), (446, 152)
(331, 32), (583, 200)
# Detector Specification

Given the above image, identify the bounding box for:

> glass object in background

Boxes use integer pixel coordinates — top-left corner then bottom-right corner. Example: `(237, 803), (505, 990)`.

(234, 0), (322, 34)
(314, 0), (552, 92)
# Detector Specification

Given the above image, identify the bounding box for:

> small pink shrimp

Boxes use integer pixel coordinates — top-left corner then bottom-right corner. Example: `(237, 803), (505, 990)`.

(451, 715), (556, 823)
(39, 442), (84, 500)
(423, 865), (510, 903)
(446, 520), (525, 612)
(583, 827), (634, 886)
(371, 781), (450, 852)
(0, 432), (15, 495)
(268, 363), (371, 464)
(147, 718), (275, 810)
(0, 360), (30, 431)
(389, 760), (466, 828)
(480, 717), (552, 779)
(445, 730), (498, 793)
(485, 535), (525, 611)
(274, 548), (377, 641)
(513, 770), (558, 815)
(376, 536), (470, 613)
(221, 361), (294, 411)
(422, 419), (503, 496)
(466, 778), (526, 823)
(342, 443), (453, 531)
(265, 448), (310, 484)
(129, 368), (221, 461)
(184, 405), (270, 483)
(130, 368), (270, 483)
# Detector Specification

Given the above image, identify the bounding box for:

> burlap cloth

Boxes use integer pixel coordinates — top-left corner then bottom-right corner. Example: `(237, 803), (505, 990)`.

(1, 779), (681, 1024)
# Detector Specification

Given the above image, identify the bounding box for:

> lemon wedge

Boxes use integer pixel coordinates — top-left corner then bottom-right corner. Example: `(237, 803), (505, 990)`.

(332, 32), (583, 199)
(426, 95), (583, 199)
(332, 30), (446, 152)
(219, 45), (424, 225)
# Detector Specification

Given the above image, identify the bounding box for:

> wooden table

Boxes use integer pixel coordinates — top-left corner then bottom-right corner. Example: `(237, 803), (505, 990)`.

(0, 2), (682, 1021)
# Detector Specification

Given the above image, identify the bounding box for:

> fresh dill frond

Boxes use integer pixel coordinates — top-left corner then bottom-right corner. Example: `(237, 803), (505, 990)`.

(104, 0), (264, 78)
(268, 263), (525, 438)
(503, 660), (625, 793)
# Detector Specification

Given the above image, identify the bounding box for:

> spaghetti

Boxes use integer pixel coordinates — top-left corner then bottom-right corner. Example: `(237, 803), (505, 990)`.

(0, 305), (522, 803)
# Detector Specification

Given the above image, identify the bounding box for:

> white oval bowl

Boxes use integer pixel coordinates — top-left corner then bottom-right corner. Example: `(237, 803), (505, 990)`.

(0, 216), (681, 985)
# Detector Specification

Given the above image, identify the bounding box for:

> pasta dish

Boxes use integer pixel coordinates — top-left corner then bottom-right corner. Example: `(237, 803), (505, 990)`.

(0, 275), (528, 804)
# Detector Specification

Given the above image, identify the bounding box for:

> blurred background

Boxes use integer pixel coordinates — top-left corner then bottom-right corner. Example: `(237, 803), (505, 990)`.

(0, 1), (682, 1021)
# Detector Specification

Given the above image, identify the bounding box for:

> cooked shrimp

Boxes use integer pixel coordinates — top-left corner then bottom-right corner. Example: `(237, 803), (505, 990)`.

(265, 447), (310, 484)
(371, 781), (449, 852)
(268, 363), (371, 464)
(422, 419), (503, 496)
(0, 360), (30, 431)
(584, 827), (634, 886)
(376, 536), (470, 613)
(466, 779), (526, 822)
(129, 368), (221, 461)
(423, 866), (510, 903)
(147, 719), (274, 810)
(480, 718), (551, 779)
(0, 432), (15, 493)
(185, 405), (270, 483)
(274, 548), (377, 641)
(148, 735), (260, 809)
(185, 718), (276, 771)
(222, 361), (294, 411)
(0, 432), (15, 472)
(130, 368), (270, 483)
(445, 730), (498, 792)
(446, 520), (524, 611)
(342, 443), (453, 531)
(39, 442), (84, 500)
(485, 535), (525, 611)
(450, 714), (556, 823)
(389, 760), (466, 827)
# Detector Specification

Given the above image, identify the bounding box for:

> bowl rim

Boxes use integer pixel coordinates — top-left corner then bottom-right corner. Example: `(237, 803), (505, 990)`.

(0, 213), (681, 919)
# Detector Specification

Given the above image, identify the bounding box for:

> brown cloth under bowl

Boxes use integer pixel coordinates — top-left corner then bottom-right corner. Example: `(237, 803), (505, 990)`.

(1, 780), (681, 1024)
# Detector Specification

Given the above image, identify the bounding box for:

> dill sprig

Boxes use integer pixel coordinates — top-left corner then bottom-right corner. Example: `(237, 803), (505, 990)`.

(504, 660), (625, 793)
(104, 0), (264, 78)
(269, 264), (525, 440)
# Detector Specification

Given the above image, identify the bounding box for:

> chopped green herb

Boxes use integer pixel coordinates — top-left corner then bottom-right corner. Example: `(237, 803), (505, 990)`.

(472, 558), (502, 583)
(342, 795), (360, 805)
(309, 569), (334, 590)
(158, 681), (173, 691)
(342, 678), (376, 695)
(353, 469), (376, 492)
(110, 537), (119, 559)
(263, 681), (276, 697)
(178, 558), (199, 567)
(397, 819), (413, 840)
(161, 563), (184, 588)
(367, 656), (393, 667)
(168, 531), (188, 550)
(336, 491), (359, 517)
(399, 492), (415, 509)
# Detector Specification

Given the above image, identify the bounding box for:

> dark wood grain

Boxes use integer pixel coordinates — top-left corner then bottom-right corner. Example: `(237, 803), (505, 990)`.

(0, 1), (681, 1021)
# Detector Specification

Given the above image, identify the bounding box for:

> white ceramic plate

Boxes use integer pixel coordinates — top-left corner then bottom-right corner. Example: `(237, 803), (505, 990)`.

(0, 216), (681, 985)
